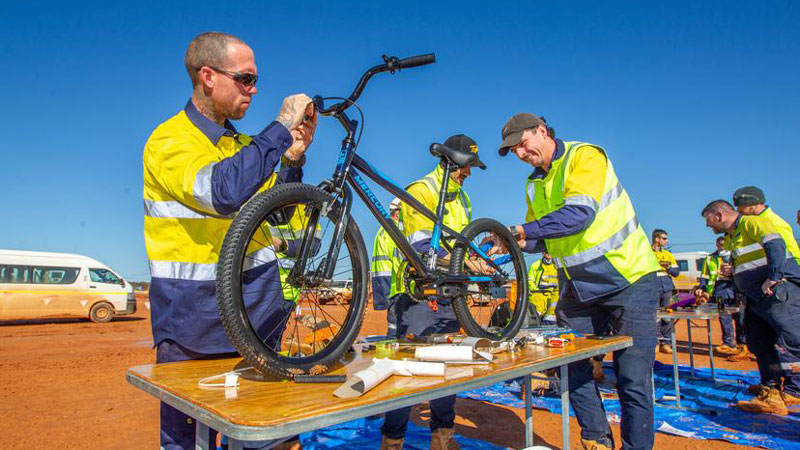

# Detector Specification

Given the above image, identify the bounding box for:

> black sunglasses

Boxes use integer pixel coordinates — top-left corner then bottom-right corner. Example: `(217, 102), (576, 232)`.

(208, 66), (258, 87)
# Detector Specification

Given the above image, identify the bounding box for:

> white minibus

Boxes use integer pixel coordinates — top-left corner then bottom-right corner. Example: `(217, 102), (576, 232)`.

(0, 250), (136, 323)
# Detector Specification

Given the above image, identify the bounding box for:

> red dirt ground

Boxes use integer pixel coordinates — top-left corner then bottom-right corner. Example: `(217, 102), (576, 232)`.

(0, 296), (765, 449)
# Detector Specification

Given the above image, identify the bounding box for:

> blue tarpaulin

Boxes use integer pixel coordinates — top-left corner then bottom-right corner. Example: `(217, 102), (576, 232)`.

(459, 361), (800, 450)
(299, 417), (509, 450)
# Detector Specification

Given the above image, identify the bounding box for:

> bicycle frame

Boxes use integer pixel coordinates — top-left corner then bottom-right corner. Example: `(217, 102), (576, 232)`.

(290, 54), (510, 293)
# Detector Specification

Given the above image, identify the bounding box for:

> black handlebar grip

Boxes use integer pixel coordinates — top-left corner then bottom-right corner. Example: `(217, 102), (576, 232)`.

(397, 53), (436, 69)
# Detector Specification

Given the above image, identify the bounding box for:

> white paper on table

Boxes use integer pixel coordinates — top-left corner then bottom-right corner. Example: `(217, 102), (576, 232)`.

(413, 344), (495, 362)
(333, 358), (395, 398)
(393, 360), (445, 376)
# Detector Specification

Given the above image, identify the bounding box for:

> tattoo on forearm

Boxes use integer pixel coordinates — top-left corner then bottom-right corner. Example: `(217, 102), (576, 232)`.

(277, 103), (297, 130)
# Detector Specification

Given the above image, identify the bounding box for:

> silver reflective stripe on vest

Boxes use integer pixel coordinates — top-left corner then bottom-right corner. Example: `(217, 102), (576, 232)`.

(144, 199), (208, 219)
(564, 195), (599, 212)
(372, 255), (391, 262)
(526, 182), (536, 205)
(761, 233), (781, 244)
(598, 182), (624, 211)
(373, 271), (391, 277)
(555, 216), (640, 268)
(734, 257), (767, 274)
(409, 230), (433, 245)
(193, 163), (218, 214)
(149, 260), (216, 281)
(733, 243), (762, 259)
(243, 247), (278, 271)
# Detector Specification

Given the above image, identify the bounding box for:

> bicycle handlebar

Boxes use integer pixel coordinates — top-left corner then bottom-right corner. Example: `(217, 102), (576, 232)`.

(315, 53), (436, 117)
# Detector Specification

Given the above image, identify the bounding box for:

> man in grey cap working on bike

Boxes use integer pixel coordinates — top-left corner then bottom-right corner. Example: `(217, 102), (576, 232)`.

(491, 113), (661, 450)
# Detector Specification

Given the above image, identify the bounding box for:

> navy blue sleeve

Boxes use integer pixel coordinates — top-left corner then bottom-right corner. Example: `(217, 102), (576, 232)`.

(698, 278), (708, 290)
(523, 239), (547, 254)
(667, 266), (680, 277)
(210, 121), (293, 215)
(763, 239), (787, 281)
(276, 164), (303, 184)
(520, 204), (596, 241)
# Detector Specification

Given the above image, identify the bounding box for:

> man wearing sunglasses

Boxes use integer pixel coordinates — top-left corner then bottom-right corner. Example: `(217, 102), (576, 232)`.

(491, 113), (661, 450)
(651, 229), (679, 354)
(143, 31), (316, 450)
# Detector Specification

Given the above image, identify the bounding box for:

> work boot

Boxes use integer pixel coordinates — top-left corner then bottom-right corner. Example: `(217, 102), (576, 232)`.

(273, 438), (302, 450)
(736, 386), (788, 416)
(782, 390), (800, 406)
(380, 435), (404, 450)
(715, 344), (739, 355)
(747, 384), (764, 395)
(591, 358), (605, 382)
(430, 427), (460, 450)
(658, 343), (673, 354)
(727, 347), (755, 362)
(580, 438), (612, 450)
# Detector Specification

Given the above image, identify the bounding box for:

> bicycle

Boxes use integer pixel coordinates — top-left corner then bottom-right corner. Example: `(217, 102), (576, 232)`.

(216, 53), (528, 379)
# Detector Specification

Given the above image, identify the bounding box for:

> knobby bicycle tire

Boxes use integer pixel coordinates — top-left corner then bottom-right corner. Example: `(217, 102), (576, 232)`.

(216, 183), (369, 379)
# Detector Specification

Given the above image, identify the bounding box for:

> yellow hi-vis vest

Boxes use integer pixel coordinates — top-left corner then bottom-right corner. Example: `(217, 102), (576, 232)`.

(371, 221), (405, 304)
(269, 205), (313, 303)
(759, 207), (800, 264)
(525, 141), (660, 301)
(397, 165), (473, 295)
(143, 111), (278, 281)
(527, 258), (559, 317)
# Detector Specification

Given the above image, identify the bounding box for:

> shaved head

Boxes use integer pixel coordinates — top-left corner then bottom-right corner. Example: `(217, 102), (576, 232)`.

(185, 32), (246, 86)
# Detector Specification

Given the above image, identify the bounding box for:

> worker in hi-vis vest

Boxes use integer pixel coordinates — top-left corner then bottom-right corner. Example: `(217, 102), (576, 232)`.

(731, 187), (800, 410)
(696, 236), (741, 355)
(702, 199), (800, 416)
(527, 251), (559, 323)
(370, 198), (404, 338)
(493, 113), (661, 450)
(651, 229), (679, 354)
(380, 134), (486, 450)
(142, 32), (316, 450)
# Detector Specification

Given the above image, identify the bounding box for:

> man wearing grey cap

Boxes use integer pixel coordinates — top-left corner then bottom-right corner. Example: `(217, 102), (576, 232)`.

(731, 186), (800, 411)
(492, 113), (661, 450)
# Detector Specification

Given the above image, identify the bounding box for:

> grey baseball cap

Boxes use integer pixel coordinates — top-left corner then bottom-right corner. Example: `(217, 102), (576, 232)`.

(498, 113), (546, 156)
(732, 186), (766, 207)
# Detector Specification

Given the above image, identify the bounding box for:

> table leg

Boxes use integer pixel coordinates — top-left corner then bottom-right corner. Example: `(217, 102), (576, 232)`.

(707, 318), (716, 381)
(670, 320), (681, 408)
(525, 374), (533, 448)
(195, 421), (210, 450)
(560, 364), (570, 450)
(687, 319), (695, 377)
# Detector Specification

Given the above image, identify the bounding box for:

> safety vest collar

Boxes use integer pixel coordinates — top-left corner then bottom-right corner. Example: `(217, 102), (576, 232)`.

(184, 99), (239, 145)
(528, 138), (566, 181)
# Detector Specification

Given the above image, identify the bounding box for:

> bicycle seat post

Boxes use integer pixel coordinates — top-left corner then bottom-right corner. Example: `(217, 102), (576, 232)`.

(426, 161), (453, 272)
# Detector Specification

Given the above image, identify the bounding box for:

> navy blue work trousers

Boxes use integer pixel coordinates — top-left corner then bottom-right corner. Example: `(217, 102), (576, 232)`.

(381, 294), (459, 438)
(556, 272), (659, 450)
(656, 289), (673, 344)
(156, 340), (237, 450)
(744, 281), (800, 395)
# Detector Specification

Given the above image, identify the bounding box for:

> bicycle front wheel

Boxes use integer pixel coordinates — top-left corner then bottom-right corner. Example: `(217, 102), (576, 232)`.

(216, 183), (368, 379)
(450, 218), (528, 339)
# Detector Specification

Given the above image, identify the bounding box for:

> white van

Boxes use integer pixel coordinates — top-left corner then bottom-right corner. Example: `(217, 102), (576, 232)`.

(0, 250), (136, 323)
(672, 251), (709, 292)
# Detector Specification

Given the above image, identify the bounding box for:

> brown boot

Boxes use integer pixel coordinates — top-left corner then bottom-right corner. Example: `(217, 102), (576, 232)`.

(659, 343), (673, 354)
(714, 344), (739, 355)
(747, 384), (764, 395)
(273, 438), (302, 450)
(581, 438), (613, 450)
(727, 347), (755, 362)
(591, 358), (606, 382)
(380, 435), (404, 450)
(782, 390), (800, 406)
(430, 427), (460, 450)
(736, 386), (789, 415)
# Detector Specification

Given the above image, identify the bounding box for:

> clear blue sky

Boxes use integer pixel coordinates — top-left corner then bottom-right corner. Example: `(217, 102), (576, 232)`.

(1, 1), (798, 281)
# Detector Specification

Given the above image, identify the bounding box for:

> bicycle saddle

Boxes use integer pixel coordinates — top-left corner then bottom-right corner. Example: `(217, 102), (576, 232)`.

(429, 143), (487, 169)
